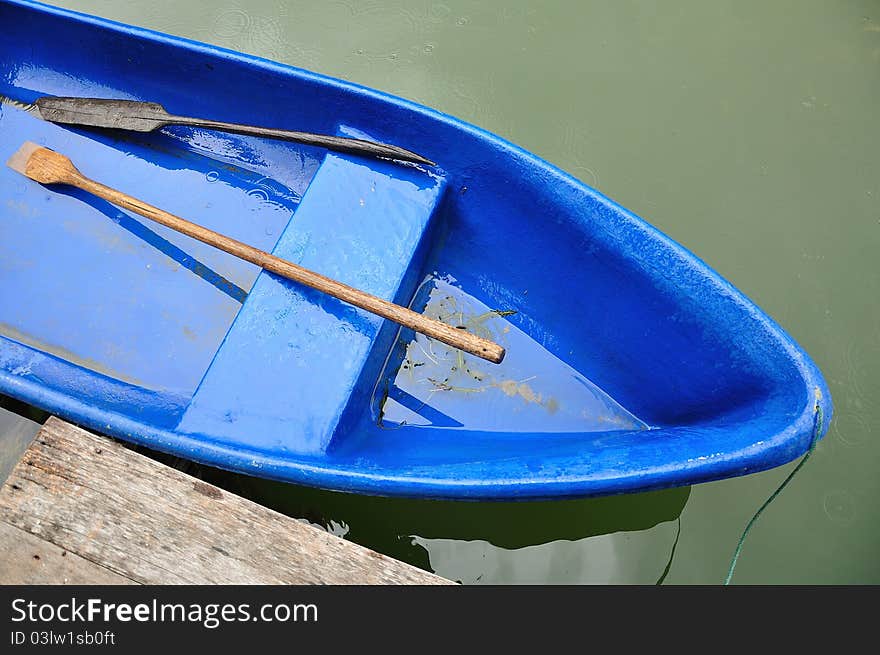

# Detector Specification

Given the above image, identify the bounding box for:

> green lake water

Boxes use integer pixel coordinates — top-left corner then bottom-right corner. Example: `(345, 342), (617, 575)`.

(27, 0), (880, 583)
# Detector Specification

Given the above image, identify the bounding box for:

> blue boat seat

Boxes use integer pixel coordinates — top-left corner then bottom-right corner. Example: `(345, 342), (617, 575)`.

(177, 152), (446, 456)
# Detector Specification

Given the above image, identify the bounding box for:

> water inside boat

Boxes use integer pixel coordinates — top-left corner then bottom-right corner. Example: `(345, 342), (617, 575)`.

(377, 275), (647, 433)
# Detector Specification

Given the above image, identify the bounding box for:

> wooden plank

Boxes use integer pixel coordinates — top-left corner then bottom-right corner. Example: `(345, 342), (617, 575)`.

(0, 417), (450, 585)
(0, 522), (133, 585)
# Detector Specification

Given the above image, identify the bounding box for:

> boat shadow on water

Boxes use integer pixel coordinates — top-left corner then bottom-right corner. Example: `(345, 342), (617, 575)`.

(202, 467), (690, 579)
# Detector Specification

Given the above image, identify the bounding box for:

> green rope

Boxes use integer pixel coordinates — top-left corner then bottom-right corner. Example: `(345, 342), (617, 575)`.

(724, 404), (824, 585)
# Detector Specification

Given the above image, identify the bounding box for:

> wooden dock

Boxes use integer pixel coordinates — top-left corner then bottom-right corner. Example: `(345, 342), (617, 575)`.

(0, 413), (449, 585)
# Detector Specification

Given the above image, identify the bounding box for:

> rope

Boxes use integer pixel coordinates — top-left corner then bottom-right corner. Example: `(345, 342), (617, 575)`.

(656, 517), (682, 585)
(724, 404), (824, 585)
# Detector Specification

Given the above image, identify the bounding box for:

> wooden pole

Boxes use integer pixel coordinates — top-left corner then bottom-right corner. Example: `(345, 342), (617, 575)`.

(7, 142), (505, 363)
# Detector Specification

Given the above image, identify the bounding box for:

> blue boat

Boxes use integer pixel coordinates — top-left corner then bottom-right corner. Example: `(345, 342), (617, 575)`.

(0, 0), (831, 499)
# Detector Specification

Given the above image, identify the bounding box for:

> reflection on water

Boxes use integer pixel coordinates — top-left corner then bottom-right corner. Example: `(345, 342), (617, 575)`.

(206, 468), (689, 582)
(417, 519), (683, 584)
(378, 275), (647, 433)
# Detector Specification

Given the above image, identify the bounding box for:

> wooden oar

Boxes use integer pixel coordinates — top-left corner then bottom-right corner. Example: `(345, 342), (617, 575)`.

(7, 142), (505, 364)
(9, 96), (435, 167)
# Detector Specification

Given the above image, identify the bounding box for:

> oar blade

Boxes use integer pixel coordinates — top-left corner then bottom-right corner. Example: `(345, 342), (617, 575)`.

(34, 97), (172, 132)
(6, 141), (80, 185)
(5, 140), (43, 176)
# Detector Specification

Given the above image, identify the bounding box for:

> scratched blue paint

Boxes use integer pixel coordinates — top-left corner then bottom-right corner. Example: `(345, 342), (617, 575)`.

(0, 0), (832, 499)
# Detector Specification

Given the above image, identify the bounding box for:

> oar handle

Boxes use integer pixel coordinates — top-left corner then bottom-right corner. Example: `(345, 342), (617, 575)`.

(169, 116), (435, 166)
(70, 172), (505, 364)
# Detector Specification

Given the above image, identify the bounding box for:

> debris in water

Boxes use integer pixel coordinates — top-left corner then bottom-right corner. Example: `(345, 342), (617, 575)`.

(374, 274), (647, 433)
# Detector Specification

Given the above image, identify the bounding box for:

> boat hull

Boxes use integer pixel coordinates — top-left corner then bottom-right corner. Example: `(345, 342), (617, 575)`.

(0, 0), (831, 499)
